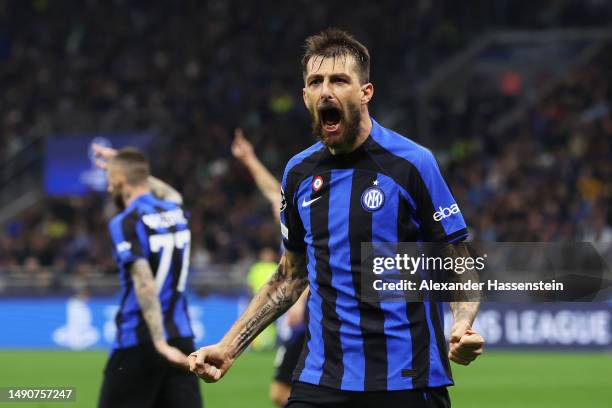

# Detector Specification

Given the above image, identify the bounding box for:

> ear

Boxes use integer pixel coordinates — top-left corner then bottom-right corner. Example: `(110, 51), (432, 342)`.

(114, 172), (127, 188)
(302, 87), (307, 107)
(361, 83), (374, 105)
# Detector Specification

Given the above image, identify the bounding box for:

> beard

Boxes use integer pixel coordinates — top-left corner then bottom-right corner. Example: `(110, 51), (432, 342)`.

(311, 99), (361, 151)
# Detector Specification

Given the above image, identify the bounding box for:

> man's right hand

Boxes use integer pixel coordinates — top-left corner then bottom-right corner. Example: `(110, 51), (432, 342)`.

(154, 340), (190, 371)
(188, 343), (234, 383)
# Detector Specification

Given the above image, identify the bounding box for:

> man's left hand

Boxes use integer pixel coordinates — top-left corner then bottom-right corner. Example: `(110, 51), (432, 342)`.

(448, 321), (484, 365)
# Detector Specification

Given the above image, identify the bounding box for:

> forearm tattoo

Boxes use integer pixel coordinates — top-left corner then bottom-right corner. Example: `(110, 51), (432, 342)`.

(228, 253), (308, 359)
(131, 259), (166, 342)
(148, 176), (183, 203)
(443, 242), (480, 325)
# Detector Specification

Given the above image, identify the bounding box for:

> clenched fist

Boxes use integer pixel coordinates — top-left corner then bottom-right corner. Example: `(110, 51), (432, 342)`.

(188, 344), (235, 383)
(448, 321), (484, 365)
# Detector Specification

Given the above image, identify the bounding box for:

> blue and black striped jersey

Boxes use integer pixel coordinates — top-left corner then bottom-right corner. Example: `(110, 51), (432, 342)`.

(108, 193), (194, 350)
(280, 118), (468, 391)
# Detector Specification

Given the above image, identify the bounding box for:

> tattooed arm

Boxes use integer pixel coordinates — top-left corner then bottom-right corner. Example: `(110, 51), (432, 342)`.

(148, 176), (183, 204)
(131, 259), (189, 369)
(442, 242), (484, 365)
(189, 250), (308, 382)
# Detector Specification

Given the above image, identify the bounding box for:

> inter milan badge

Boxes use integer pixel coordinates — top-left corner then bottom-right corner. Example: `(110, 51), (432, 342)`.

(361, 186), (385, 212)
(312, 176), (323, 192)
(280, 187), (287, 212)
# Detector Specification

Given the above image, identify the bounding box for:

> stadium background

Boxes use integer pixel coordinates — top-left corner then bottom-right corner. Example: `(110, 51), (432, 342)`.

(0, 0), (610, 407)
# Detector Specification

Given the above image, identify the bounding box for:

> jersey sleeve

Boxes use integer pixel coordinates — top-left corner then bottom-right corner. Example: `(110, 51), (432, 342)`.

(280, 165), (306, 252)
(408, 148), (468, 243)
(109, 212), (146, 267)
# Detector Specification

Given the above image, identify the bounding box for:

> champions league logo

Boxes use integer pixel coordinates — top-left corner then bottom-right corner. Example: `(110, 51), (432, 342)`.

(280, 188), (287, 212)
(361, 186), (385, 212)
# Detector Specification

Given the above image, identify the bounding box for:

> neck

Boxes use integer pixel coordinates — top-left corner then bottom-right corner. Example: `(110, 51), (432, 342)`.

(122, 184), (151, 207)
(328, 107), (372, 155)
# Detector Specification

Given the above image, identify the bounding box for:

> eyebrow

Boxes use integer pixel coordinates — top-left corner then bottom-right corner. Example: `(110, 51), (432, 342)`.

(306, 72), (352, 83)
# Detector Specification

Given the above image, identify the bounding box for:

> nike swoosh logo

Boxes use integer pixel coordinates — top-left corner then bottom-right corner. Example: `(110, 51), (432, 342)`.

(302, 196), (322, 207)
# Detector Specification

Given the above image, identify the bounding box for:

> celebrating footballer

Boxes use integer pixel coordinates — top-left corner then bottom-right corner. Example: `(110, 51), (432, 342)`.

(190, 28), (484, 407)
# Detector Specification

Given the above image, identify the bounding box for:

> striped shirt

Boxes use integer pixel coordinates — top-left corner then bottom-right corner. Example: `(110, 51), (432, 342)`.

(108, 193), (194, 350)
(280, 118), (467, 391)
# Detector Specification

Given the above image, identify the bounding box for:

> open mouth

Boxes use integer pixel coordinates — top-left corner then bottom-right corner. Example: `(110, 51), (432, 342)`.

(319, 106), (342, 133)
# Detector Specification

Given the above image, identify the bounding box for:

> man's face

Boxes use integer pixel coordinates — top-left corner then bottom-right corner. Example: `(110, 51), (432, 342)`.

(106, 161), (126, 209)
(303, 55), (368, 151)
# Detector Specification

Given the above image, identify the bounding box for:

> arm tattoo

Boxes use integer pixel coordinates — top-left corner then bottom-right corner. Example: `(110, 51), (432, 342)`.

(442, 242), (480, 325)
(228, 252), (308, 359)
(131, 259), (166, 342)
(148, 176), (183, 204)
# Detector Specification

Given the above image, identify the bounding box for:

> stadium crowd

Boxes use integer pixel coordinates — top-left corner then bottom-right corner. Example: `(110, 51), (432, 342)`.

(0, 0), (610, 283)
(448, 42), (611, 244)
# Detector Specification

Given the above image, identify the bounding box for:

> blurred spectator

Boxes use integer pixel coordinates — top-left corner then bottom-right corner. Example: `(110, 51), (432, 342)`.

(0, 1), (610, 282)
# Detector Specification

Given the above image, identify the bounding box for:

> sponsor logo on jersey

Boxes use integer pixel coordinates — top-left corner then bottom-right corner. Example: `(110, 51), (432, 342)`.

(433, 204), (461, 221)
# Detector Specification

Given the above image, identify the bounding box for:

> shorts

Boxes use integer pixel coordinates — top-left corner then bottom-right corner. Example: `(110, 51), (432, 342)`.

(287, 381), (450, 408)
(274, 330), (306, 385)
(98, 337), (202, 408)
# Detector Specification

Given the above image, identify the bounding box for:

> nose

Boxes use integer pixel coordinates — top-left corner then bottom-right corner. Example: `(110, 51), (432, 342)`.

(319, 78), (334, 101)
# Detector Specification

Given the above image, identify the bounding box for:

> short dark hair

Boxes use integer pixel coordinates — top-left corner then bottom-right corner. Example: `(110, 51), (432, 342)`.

(111, 147), (150, 185)
(302, 28), (370, 84)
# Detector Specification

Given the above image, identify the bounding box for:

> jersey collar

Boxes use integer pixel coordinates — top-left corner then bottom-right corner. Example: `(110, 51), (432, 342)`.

(123, 192), (154, 212)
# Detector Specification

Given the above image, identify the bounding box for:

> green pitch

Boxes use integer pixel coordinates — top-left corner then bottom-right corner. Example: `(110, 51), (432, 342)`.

(0, 350), (609, 407)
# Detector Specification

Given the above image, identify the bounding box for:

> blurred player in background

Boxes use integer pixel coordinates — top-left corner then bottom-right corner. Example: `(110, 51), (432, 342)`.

(93, 145), (202, 408)
(231, 128), (283, 222)
(246, 246), (279, 351)
(232, 129), (309, 407)
(191, 29), (484, 407)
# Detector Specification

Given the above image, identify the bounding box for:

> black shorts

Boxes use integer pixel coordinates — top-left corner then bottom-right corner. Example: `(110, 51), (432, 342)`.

(287, 381), (450, 408)
(98, 337), (202, 408)
(274, 330), (306, 385)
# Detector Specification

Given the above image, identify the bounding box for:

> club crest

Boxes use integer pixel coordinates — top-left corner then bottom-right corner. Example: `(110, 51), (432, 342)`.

(361, 186), (385, 211)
